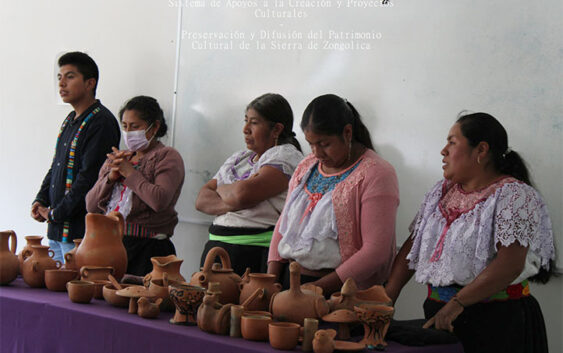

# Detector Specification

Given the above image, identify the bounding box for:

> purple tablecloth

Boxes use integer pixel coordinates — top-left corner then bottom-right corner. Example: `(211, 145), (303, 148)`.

(0, 278), (463, 353)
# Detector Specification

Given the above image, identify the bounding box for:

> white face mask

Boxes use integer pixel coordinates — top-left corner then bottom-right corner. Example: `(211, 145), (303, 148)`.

(122, 123), (154, 152)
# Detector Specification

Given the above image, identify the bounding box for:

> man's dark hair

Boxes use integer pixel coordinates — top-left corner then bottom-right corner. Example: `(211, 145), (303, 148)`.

(58, 52), (99, 96)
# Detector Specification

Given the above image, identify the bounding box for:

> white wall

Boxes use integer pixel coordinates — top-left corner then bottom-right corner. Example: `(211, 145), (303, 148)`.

(0, 1), (560, 352)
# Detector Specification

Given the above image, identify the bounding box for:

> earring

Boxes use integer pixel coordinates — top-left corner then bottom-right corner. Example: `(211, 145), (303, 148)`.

(477, 156), (481, 165)
(274, 137), (279, 146)
(348, 140), (352, 161)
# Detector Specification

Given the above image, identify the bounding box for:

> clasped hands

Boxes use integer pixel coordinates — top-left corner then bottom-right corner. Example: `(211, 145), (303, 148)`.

(107, 147), (135, 182)
(31, 201), (49, 222)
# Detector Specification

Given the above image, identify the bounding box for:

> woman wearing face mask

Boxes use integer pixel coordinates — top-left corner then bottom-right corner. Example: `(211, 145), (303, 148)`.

(86, 96), (185, 276)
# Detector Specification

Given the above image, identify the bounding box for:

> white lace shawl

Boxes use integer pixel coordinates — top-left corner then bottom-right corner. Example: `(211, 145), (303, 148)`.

(407, 179), (555, 286)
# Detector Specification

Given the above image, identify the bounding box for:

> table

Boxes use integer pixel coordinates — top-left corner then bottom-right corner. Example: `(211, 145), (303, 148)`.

(0, 278), (463, 353)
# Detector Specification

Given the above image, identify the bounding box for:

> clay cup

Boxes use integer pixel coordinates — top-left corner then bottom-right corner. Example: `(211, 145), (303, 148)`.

(241, 314), (272, 341)
(269, 322), (300, 350)
(67, 280), (95, 304)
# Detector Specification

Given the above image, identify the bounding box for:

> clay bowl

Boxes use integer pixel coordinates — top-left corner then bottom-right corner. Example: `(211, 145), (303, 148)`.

(103, 283), (136, 307)
(241, 314), (272, 341)
(168, 283), (206, 325)
(269, 322), (300, 350)
(44, 269), (79, 291)
(67, 280), (95, 304)
(91, 280), (111, 299)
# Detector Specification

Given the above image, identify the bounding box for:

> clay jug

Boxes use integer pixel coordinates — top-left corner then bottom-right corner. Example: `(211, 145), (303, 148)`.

(75, 212), (127, 280)
(62, 238), (82, 270)
(143, 254), (185, 286)
(0, 230), (19, 285)
(239, 272), (282, 311)
(18, 235), (43, 274)
(22, 245), (62, 287)
(269, 262), (329, 325)
(190, 247), (242, 304)
(196, 291), (233, 335)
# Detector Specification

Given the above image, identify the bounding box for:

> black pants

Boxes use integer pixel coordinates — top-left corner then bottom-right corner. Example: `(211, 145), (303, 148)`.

(123, 236), (176, 276)
(423, 296), (548, 353)
(200, 240), (269, 276)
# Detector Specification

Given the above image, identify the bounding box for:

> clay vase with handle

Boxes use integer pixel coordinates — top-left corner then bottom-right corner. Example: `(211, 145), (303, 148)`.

(62, 238), (82, 270)
(0, 230), (19, 285)
(143, 254), (185, 286)
(22, 245), (62, 288)
(239, 272), (282, 311)
(18, 235), (43, 274)
(74, 212), (127, 280)
(190, 247), (242, 304)
(270, 262), (329, 325)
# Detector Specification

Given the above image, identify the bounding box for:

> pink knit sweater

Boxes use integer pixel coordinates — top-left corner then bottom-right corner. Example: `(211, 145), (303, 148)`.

(268, 149), (399, 289)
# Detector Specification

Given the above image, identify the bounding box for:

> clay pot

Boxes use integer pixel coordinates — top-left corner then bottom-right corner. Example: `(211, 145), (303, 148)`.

(75, 212), (127, 280)
(0, 230), (19, 285)
(80, 266), (114, 281)
(269, 322), (300, 350)
(45, 269), (79, 291)
(196, 291), (233, 334)
(169, 283), (207, 325)
(190, 247), (242, 304)
(143, 254), (185, 286)
(67, 280), (95, 303)
(22, 245), (62, 288)
(62, 238), (82, 270)
(239, 272), (281, 311)
(17, 235), (43, 274)
(240, 314), (272, 341)
(329, 278), (392, 312)
(147, 274), (180, 312)
(103, 283), (135, 307)
(270, 262), (329, 325)
(354, 304), (394, 349)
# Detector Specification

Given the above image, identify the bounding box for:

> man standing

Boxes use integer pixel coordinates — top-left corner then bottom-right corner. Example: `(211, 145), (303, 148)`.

(31, 52), (120, 262)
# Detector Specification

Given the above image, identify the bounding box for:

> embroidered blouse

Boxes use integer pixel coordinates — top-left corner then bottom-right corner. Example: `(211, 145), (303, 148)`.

(212, 144), (303, 229)
(277, 160), (361, 270)
(407, 177), (555, 287)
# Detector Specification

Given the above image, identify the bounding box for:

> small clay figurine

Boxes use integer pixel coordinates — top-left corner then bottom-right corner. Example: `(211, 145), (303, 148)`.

(313, 329), (336, 353)
(137, 297), (163, 319)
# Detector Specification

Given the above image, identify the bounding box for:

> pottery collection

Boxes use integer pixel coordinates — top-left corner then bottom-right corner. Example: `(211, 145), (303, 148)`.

(0, 230), (19, 285)
(190, 247), (242, 305)
(143, 254), (185, 286)
(17, 235), (43, 275)
(270, 262), (329, 325)
(239, 272), (281, 311)
(67, 280), (95, 303)
(74, 212), (127, 280)
(44, 269), (79, 291)
(22, 245), (62, 288)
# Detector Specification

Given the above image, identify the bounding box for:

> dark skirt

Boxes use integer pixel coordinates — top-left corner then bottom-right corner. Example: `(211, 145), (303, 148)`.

(200, 240), (269, 276)
(423, 295), (548, 353)
(123, 236), (176, 276)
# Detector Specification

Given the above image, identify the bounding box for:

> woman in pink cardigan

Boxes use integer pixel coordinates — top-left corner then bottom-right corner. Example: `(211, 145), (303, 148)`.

(268, 94), (399, 295)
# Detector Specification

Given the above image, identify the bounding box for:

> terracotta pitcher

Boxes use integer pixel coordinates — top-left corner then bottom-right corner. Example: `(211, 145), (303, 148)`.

(18, 235), (43, 274)
(190, 247), (242, 304)
(62, 238), (82, 270)
(0, 230), (19, 285)
(143, 254), (185, 286)
(269, 262), (329, 325)
(239, 271), (282, 311)
(22, 245), (62, 287)
(75, 212), (127, 280)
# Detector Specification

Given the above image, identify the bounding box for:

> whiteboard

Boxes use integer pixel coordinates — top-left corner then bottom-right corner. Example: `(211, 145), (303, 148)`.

(173, 0), (562, 270)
